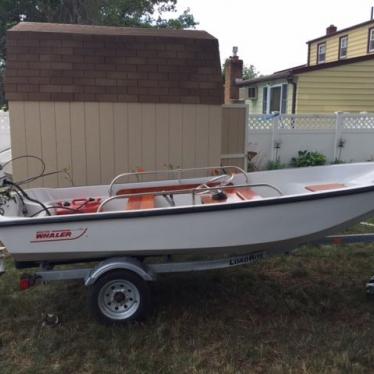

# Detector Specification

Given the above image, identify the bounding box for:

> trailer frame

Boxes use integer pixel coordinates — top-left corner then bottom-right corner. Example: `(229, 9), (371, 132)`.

(2, 229), (374, 323)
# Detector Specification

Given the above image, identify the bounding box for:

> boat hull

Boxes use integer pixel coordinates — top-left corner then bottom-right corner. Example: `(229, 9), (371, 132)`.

(1, 186), (374, 263)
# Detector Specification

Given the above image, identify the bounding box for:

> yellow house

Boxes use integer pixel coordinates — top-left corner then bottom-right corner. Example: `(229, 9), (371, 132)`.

(238, 18), (374, 114)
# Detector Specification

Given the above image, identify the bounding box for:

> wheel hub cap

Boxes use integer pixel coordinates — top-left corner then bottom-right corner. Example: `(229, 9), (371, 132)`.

(98, 279), (140, 320)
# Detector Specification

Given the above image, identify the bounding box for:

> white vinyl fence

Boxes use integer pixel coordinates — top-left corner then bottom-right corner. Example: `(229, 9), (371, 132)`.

(0, 111), (11, 167)
(247, 113), (374, 169)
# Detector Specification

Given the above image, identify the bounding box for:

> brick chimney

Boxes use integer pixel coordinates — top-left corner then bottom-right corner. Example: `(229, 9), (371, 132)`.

(224, 46), (243, 104)
(326, 24), (337, 36)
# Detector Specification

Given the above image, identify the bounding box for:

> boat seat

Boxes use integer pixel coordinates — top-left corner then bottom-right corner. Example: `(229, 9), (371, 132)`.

(201, 188), (258, 205)
(116, 182), (220, 196)
(305, 183), (346, 192)
(235, 188), (258, 201)
(127, 195), (155, 210)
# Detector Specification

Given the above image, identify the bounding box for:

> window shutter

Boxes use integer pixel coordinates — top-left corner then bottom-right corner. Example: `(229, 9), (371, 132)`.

(281, 84), (288, 114)
(370, 29), (374, 52)
(262, 87), (268, 114)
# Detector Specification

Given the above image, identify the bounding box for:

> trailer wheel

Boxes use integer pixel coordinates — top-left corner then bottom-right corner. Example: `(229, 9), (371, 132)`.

(88, 270), (151, 324)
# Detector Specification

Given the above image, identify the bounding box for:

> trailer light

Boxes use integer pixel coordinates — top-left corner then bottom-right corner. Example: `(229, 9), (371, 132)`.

(19, 274), (37, 290)
(20, 278), (31, 290)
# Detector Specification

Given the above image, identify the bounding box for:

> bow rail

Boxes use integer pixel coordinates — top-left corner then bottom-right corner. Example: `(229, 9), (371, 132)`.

(98, 183), (283, 212)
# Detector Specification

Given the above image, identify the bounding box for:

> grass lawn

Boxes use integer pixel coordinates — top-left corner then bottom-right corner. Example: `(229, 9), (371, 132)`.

(2, 226), (374, 372)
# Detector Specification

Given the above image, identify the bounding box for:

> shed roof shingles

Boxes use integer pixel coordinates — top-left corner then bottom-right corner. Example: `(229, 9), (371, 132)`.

(10, 22), (216, 39)
(5, 22), (223, 105)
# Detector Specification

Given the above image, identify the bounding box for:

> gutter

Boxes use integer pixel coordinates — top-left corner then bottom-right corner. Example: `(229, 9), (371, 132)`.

(287, 77), (297, 114)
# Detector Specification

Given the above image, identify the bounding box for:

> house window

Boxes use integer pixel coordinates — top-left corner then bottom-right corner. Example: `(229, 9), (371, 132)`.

(339, 36), (348, 59)
(317, 42), (326, 63)
(369, 28), (374, 52)
(263, 84), (288, 114)
(248, 86), (257, 100)
(281, 84), (288, 114)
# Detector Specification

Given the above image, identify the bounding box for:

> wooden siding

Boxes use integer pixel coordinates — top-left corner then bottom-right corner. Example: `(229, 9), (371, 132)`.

(309, 22), (374, 66)
(295, 59), (374, 113)
(240, 82), (294, 114)
(9, 102), (222, 187)
(221, 105), (247, 169)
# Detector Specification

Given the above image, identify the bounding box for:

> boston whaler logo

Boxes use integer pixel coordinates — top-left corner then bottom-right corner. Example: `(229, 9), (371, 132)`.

(31, 228), (87, 243)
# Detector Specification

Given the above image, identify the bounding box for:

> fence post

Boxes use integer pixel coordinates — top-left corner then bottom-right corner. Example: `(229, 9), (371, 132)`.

(243, 105), (249, 171)
(333, 112), (343, 161)
(270, 115), (279, 161)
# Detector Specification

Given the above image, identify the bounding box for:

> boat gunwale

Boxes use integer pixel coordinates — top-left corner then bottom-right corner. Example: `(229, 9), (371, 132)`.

(1, 183), (374, 228)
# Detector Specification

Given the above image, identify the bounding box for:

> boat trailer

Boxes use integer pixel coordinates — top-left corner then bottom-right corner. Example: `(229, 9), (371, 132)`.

(0, 246), (288, 324)
(2, 230), (374, 324)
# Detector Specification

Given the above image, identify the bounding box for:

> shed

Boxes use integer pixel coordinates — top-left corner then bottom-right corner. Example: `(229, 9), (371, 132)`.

(5, 22), (223, 187)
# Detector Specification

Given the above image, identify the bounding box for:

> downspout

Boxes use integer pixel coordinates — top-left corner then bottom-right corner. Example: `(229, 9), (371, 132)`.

(287, 76), (297, 114)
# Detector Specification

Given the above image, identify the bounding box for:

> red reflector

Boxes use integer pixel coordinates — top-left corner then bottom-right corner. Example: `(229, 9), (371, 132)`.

(20, 278), (31, 290)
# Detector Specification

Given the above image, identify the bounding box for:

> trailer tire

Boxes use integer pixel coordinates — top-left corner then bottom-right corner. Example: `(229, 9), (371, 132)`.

(88, 269), (151, 324)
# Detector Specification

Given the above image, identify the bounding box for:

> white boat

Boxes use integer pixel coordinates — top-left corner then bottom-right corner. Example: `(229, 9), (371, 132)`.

(1, 163), (374, 267)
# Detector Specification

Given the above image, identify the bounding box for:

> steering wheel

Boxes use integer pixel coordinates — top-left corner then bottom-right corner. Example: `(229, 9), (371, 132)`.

(195, 173), (234, 194)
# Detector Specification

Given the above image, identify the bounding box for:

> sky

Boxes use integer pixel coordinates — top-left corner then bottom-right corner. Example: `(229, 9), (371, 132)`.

(168, 0), (374, 75)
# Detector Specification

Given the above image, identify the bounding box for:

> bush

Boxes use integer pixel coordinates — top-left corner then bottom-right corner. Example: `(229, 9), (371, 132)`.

(291, 150), (326, 167)
(332, 159), (345, 164)
(266, 160), (287, 170)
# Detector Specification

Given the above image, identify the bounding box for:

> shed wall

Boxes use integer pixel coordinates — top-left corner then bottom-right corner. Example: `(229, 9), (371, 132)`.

(9, 102), (222, 187)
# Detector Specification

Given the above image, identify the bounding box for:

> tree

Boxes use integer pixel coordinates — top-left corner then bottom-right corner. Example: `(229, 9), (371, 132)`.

(0, 0), (197, 106)
(242, 64), (260, 80)
(222, 61), (261, 83)
(0, 0), (197, 62)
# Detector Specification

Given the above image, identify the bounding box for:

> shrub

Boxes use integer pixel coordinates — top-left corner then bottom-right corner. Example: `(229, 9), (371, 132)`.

(291, 150), (326, 167)
(267, 160), (287, 170)
(332, 159), (345, 164)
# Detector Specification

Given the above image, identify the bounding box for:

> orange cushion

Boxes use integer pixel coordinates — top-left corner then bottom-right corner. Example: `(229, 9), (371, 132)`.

(236, 188), (258, 200)
(127, 195), (155, 210)
(305, 183), (346, 192)
(140, 195), (155, 209)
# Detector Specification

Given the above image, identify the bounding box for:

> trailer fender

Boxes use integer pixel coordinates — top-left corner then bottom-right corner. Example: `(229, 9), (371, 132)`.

(85, 257), (155, 286)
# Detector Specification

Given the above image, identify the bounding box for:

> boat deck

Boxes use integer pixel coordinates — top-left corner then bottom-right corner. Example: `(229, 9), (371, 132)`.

(32, 181), (352, 217)
(17, 162), (374, 218)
